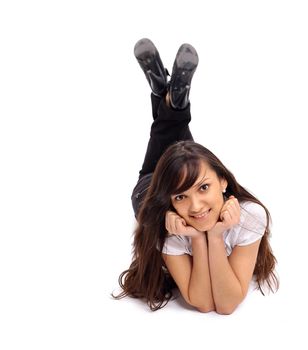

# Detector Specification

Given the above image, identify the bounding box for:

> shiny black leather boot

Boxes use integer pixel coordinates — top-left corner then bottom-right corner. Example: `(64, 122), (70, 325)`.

(169, 43), (199, 110)
(134, 38), (168, 97)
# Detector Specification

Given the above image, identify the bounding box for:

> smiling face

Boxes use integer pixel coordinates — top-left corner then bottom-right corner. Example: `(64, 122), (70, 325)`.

(171, 161), (227, 232)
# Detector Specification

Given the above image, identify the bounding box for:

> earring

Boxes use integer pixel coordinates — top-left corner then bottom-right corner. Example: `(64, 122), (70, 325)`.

(222, 189), (226, 193)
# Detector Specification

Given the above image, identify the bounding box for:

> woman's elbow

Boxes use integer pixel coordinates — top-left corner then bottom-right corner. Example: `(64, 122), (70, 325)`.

(196, 305), (216, 313)
(215, 290), (246, 315)
(215, 303), (239, 315)
(196, 303), (237, 314)
(187, 299), (215, 313)
(186, 294), (215, 313)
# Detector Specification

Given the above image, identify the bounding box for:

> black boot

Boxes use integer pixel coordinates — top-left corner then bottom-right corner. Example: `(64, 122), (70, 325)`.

(169, 43), (199, 110)
(134, 38), (168, 97)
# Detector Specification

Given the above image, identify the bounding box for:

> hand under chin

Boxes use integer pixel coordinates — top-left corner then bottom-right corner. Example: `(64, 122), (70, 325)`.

(189, 220), (217, 233)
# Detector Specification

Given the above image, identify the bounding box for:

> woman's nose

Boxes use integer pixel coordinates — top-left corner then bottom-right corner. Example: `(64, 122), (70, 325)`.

(189, 196), (204, 213)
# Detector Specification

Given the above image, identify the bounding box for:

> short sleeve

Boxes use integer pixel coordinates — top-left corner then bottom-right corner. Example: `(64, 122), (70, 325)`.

(162, 235), (192, 256)
(235, 202), (267, 246)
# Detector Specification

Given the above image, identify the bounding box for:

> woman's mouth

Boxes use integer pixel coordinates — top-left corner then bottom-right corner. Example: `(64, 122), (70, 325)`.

(191, 209), (211, 220)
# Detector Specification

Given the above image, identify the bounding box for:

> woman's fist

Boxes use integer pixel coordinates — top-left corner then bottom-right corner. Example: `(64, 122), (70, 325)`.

(165, 211), (204, 238)
(208, 196), (241, 238)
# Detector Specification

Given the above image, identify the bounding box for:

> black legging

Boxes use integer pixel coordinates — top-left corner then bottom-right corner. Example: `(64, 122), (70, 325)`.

(131, 94), (193, 217)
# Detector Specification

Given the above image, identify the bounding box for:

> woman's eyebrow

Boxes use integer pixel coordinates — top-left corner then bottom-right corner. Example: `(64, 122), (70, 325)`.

(195, 176), (210, 187)
(172, 174), (210, 196)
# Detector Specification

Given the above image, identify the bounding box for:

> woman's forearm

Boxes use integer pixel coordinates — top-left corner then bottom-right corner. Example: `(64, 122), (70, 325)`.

(188, 235), (215, 312)
(208, 236), (243, 314)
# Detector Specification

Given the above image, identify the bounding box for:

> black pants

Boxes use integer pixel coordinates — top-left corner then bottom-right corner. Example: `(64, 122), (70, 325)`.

(131, 94), (194, 217)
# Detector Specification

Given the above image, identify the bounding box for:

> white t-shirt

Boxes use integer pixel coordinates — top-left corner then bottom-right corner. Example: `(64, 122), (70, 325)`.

(162, 201), (267, 256)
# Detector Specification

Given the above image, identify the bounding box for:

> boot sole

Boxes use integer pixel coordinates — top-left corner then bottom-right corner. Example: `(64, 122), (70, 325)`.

(173, 43), (199, 79)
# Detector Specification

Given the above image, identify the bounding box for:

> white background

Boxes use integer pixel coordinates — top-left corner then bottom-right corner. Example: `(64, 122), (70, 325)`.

(1, 1), (308, 349)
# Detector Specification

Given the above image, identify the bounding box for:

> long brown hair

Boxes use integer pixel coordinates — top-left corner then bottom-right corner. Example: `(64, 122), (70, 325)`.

(114, 141), (279, 310)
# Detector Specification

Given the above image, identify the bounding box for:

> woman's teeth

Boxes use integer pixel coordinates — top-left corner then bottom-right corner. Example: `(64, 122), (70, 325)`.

(193, 209), (210, 218)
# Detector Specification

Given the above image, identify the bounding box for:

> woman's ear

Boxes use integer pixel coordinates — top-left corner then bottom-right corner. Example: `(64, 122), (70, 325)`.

(220, 178), (228, 193)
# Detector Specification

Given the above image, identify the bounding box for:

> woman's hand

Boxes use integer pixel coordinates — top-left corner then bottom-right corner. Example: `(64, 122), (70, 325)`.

(165, 210), (204, 238)
(207, 196), (241, 238)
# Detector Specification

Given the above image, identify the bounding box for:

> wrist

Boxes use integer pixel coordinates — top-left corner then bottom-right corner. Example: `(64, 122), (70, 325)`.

(207, 226), (225, 238)
(207, 233), (224, 243)
(191, 231), (206, 243)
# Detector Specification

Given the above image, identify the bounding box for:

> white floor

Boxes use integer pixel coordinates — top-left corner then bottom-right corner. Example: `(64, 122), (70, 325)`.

(1, 1), (308, 349)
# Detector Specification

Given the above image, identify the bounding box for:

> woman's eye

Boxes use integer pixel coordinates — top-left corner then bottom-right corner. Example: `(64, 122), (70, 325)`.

(174, 195), (185, 201)
(200, 184), (209, 191)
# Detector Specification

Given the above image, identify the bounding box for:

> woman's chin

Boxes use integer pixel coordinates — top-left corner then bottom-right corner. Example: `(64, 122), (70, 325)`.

(188, 217), (218, 232)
